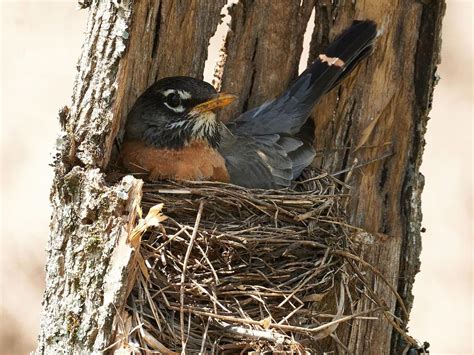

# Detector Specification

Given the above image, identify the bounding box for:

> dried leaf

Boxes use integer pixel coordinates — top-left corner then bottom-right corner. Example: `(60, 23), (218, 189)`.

(129, 203), (166, 246)
(145, 204), (166, 224)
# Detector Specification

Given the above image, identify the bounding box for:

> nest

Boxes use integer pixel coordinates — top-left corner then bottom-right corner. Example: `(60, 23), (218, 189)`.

(124, 169), (411, 354)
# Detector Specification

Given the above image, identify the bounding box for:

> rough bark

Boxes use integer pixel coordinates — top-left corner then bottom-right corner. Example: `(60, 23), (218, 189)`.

(37, 0), (445, 353)
(36, 1), (224, 353)
(36, 2), (143, 353)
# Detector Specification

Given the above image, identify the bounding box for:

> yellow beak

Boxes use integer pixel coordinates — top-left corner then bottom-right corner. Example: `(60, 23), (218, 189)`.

(191, 93), (237, 114)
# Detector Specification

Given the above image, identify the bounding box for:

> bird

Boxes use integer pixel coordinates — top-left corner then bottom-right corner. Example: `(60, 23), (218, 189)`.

(120, 20), (377, 189)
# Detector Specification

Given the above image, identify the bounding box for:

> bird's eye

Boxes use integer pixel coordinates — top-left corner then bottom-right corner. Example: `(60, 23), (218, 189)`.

(166, 92), (181, 108)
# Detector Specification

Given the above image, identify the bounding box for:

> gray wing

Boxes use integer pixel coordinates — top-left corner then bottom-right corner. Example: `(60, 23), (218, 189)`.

(218, 128), (315, 189)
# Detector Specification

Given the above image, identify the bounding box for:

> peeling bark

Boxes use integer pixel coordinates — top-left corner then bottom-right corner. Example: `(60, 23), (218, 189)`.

(37, 0), (445, 353)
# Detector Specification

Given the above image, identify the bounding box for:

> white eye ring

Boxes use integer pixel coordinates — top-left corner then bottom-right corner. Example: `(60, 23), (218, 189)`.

(161, 89), (191, 113)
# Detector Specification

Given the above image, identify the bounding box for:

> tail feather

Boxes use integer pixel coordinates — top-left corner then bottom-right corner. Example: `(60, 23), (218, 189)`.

(231, 20), (377, 136)
(303, 20), (377, 93)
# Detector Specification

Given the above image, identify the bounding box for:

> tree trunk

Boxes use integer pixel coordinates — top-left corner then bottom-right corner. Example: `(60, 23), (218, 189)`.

(36, 0), (445, 354)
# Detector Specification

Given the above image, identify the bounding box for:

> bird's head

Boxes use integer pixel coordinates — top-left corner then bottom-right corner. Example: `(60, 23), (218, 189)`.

(124, 76), (236, 149)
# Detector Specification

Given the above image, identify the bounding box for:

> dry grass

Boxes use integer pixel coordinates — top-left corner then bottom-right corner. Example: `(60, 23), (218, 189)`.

(122, 170), (417, 354)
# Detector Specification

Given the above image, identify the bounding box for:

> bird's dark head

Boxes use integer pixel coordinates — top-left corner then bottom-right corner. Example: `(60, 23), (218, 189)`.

(124, 76), (236, 149)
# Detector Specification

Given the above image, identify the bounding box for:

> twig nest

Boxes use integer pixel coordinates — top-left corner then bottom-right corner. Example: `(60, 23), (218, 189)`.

(125, 169), (405, 353)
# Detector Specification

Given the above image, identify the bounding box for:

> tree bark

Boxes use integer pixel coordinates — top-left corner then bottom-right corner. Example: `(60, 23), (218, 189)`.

(37, 0), (445, 353)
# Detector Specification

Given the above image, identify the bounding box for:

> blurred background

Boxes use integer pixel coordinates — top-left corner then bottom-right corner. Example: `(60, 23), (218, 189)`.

(0, 1), (472, 354)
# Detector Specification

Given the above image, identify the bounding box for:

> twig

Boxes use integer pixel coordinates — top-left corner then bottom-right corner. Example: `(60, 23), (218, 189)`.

(331, 151), (394, 177)
(168, 304), (381, 335)
(140, 328), (179, 355)
(179, 201), (204, 354)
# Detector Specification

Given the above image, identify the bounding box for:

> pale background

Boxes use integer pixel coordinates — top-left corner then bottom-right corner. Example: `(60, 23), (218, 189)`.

(0, 1), (472, 354)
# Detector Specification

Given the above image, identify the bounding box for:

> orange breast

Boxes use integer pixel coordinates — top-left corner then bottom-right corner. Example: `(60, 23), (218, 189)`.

(120, 140), (230, 182)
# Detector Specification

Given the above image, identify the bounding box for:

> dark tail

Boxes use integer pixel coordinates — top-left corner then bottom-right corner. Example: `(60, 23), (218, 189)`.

(232, 20), (377, 136)
(293, 20), (378, 101)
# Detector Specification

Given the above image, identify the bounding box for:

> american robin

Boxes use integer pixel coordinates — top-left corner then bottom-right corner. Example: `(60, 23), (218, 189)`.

(121, 20), (377, 188)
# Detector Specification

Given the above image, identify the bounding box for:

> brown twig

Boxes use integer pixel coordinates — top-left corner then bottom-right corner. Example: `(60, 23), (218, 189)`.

(179, 201), (204, 354)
